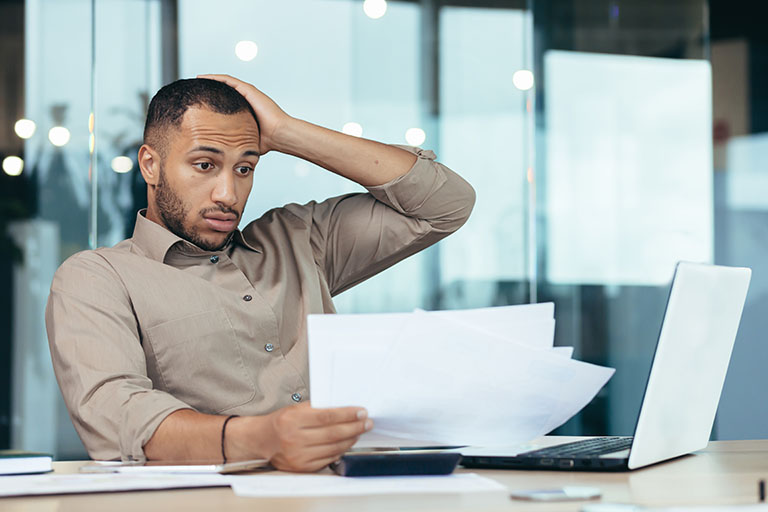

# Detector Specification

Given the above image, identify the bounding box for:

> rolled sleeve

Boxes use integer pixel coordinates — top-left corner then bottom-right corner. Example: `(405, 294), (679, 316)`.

(366, 145), (476, 232)
(46, 252), (192, 462)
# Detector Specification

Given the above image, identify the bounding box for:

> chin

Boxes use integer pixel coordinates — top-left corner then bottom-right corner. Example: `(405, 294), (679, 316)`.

(205, 233), (232, 250)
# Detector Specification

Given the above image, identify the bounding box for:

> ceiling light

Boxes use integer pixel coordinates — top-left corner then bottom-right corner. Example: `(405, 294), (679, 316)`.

(111, 156), (133, 173)
(48, 126), (71, 147)
(405, 127), (426, 146)
(14, 119), (36, 139)
(235, 40), (259, 62)
(2, 156), (24, 176)
(363, 0), (387, 19)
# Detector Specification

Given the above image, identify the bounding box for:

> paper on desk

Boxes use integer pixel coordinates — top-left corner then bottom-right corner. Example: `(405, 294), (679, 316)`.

(587, 506), (768, 512)
(308, 305), (614, 447)
(658, 507), (768, 512)
(0, 473), (230, 497)
(229, 473), (507, 498)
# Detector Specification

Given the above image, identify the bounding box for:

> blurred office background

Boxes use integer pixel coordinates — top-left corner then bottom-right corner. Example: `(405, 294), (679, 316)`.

(0, 0), (765, 459)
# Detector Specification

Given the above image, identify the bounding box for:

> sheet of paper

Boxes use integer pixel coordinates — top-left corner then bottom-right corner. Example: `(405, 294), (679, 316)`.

(418, 303), (555, 350)
(308, 305), (614, 448)
(364, 312), (614, 445)
(552, 346), (574, 358)
(605, 507), (768, 512)
(658, 507), (768, 512)
(0, 473), (230, 497)
(309, 304), (557, 410)
(229, 473), (507, 498)
(308, 312), (410, 409)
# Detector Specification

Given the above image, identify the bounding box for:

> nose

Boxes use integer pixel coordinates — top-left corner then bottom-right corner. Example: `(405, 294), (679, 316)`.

(211, 170), (238, 207)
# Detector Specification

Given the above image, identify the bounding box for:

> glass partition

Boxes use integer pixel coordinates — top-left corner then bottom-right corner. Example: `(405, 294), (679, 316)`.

(7, 0), (535, 458)
(7, 0), (765, 460)
(14, 0), (95, 459)
(531, 0), (712, 435)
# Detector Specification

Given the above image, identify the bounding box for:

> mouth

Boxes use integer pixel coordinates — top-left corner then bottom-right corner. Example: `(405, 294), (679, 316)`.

(203, 213), (238, 232)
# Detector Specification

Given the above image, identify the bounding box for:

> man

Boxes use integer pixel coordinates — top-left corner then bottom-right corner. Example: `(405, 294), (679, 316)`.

(46, 75), (475, 472)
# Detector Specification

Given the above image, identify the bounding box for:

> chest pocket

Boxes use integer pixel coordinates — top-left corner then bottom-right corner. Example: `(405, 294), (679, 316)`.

(146, 308), (256, 413)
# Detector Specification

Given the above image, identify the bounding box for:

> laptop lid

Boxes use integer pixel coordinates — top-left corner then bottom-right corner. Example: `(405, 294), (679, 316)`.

(627, 262), (751, 469)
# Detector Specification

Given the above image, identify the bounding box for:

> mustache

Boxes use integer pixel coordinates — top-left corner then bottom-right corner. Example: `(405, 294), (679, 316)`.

(200, 205), (240, 220)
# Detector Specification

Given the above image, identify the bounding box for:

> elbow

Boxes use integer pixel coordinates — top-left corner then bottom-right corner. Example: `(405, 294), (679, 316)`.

(431, 175), (476, 234)
(457, 181), (476, 228)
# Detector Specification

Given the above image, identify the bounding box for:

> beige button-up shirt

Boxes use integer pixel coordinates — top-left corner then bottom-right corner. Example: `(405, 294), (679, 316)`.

(45, 146), (475, 461)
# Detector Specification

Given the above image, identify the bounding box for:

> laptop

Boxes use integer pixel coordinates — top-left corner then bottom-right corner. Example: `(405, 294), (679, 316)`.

(460, 261), (751, 472)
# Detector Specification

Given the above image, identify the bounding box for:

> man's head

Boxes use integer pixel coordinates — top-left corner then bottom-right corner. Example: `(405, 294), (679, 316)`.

(139, 78), (261, 251)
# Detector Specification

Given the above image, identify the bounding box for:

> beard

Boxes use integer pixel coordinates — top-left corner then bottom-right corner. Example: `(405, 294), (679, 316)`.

(155, 165), (239, 252)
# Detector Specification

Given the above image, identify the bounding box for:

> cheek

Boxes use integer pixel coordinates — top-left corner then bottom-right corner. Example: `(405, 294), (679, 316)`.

(174, 179), (209, 219)
(237, 179), (254, 206)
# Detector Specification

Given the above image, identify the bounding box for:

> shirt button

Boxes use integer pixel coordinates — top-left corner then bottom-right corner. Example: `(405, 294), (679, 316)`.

(291, 393), (302, 403)
(243, 294), (252, 302)
(265, 343), (274, 352)
(209, 255), (219, 264)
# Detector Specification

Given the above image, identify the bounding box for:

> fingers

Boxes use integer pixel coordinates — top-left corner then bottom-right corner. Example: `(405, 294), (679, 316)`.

(298, 406), (368, 428)
(272, 452), (341, 473)
(265, 405), (375, 472)
(197, 73), (241, 87)
(300, 417), (373, 446)
(271, 437), (360, 473)
(197, 74), (255, 98)
(302, 436), (360, 461)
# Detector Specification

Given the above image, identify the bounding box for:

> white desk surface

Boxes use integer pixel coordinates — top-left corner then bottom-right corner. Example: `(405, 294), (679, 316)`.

(2, 437), (767, 511)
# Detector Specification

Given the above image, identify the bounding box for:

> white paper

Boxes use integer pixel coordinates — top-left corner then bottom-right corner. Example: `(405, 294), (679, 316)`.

(229, 473), (507, 498)
(308, 312), (411, 409)
(0, 473), (230, 497)
(418, 303), (555, 350)
(308, 304), (614, 448)
(552, 346), (575, 358)
(424, 310), (555, 350)
(660, 507), (768, 512)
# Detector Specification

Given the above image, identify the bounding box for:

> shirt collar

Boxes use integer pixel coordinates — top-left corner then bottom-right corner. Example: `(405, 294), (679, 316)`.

(131, 209), (261, 263)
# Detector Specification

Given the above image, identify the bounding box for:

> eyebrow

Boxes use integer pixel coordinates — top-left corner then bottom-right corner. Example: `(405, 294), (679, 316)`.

(189, 146), (260, 157)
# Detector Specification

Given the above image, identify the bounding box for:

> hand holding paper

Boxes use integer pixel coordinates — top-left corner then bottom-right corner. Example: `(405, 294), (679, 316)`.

(308, 303), (614, 448)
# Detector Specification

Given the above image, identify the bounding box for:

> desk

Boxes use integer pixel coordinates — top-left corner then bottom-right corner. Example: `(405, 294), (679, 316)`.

(2, 439), (767, 511)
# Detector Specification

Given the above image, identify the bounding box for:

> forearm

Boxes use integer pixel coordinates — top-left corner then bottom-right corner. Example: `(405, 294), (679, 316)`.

(273, 118), (417, 187)
(143, 409), (270, 462)
(143, 403), (371, 472)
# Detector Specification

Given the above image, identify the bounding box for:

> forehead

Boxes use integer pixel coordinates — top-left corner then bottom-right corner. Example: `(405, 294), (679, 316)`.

(171, 106), (260, 151)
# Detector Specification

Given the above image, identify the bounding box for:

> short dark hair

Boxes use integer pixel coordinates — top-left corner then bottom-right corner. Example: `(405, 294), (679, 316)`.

(143, 78), (259, 156)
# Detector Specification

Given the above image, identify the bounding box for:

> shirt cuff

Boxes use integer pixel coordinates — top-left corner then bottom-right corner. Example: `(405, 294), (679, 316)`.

(118, 391), (194, 462)
(365, 145), (448, 214)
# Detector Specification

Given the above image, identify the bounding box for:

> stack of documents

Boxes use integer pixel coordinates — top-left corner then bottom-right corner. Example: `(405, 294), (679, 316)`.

(308, 303), (615, 448)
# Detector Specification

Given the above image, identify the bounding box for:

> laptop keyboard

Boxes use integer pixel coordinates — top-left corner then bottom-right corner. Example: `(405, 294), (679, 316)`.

(522, 436), (633, 458)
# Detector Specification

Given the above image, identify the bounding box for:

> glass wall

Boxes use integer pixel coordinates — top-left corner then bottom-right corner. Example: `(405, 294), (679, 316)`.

(1, 0), (766, 459)
(531, 0), (714, 436)
(709, 0), (768, 439)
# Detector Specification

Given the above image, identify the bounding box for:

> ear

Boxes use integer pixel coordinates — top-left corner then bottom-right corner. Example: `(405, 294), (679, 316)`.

(138, 144), (162, 186)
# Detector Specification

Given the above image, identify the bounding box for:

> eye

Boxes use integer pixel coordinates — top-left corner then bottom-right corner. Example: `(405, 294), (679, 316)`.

(235, 165), (254, 176)
(193, 161), (215, 171)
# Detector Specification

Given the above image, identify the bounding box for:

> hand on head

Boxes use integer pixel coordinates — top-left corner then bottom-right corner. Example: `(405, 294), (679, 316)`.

(198, 74), (293, 156)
